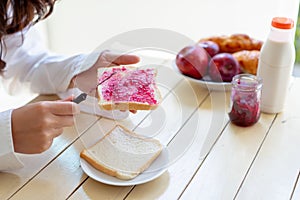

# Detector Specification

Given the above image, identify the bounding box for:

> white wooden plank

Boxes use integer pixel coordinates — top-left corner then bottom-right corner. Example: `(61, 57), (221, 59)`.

(68, 178), (132, 200)
(179, 109), (275, 198)
(10, 141), (87, 200)
(235, 79), (300, 200)
(125, 91), (229, 199)
(291, 172), (300, 200)
(133, 79), (208, 145)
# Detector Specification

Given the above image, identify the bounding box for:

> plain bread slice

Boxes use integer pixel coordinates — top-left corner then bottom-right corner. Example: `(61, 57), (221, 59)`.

(80, 125), (163, 180)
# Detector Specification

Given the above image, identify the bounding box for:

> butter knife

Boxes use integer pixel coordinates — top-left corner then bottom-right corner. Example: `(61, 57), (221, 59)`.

(73, 71), (117, 104)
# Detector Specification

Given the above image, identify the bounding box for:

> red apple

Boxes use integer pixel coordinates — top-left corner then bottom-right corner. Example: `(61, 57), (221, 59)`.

(176, 44), (209, 79)
(198, 41), (220, 58)
(208, 53), (240, 82)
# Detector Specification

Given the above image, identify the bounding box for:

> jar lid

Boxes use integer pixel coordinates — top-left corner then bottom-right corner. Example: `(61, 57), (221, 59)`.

(272, 17), (294, 29)
(231, 74), (262, 92)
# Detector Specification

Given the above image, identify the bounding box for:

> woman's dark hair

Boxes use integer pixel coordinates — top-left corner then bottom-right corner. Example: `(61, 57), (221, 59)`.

(0, 0), (58, 72)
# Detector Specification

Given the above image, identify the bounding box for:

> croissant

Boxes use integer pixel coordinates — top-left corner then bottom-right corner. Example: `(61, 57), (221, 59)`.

(199, 34), (263, 53)
(232, 50), (260, 75)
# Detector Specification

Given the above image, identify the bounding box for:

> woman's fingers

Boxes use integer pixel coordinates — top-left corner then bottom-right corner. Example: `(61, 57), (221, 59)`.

(59, 95), (75, 102)
(102, 51), (140, 66)
(52, 127), (64, 138)
(48, 115), (76, 130)
(47, 101), (80, 116)
(11, 101), (80, 154)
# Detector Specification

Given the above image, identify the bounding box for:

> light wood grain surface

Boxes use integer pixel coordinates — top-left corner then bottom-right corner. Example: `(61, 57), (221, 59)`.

(1, 56), (300, 200)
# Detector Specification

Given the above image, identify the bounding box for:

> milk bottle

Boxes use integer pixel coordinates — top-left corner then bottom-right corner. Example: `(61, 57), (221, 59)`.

(257, 17), (295, 113)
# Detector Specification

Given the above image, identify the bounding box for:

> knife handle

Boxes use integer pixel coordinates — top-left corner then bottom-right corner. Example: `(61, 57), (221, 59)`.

(72, 93), (87, 104)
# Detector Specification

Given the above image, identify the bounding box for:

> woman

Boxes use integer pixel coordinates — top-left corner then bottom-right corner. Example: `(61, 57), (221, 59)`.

(0, 0), (139, 171)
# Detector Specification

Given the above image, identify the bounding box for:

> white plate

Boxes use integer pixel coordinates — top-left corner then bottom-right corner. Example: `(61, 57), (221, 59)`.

(171, 60), (232, 91)
(80, 147), (169, 186)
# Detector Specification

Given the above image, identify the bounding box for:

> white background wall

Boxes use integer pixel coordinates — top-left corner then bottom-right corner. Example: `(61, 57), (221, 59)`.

(42, 0), (299, 55)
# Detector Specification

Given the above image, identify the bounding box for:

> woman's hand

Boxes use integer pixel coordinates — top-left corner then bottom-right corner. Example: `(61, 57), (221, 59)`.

(11, 101), (80, 154)
(73, 50), (140, 96)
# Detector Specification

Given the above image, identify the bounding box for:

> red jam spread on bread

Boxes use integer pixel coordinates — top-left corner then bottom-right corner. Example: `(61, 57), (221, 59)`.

(99, 67), (158, 104)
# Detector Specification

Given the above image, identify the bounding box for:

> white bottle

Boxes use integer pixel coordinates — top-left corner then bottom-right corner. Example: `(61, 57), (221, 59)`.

(257, 17), (295, 114)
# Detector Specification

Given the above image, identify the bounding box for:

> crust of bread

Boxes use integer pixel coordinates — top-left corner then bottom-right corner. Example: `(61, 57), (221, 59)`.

(97, 66), (162, 111)
(80, 125), (163, 180)
(98, 101), (159, 111)
(80, 150), (122, 178)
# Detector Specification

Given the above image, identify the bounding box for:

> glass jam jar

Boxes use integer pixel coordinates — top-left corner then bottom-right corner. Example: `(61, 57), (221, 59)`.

(228, 74), (263, 127)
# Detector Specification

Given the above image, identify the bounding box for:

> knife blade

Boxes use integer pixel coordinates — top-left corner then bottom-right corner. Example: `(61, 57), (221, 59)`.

(88, 71), (117, 94)
(97, 72), (117, 86)
(73, 71), (117, 102)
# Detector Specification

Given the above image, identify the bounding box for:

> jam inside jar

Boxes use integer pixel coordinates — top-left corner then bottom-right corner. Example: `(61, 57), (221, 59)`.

(228, 74), (263, 127)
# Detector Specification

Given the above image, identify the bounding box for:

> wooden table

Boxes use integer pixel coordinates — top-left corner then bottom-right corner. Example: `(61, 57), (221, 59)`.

(1, 56), (300, 200)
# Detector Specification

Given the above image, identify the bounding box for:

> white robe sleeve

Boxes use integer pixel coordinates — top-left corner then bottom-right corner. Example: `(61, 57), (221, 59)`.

(0, 26), (99, 171)
(0, 109), (24, 171)
(1, 25), (99, 95)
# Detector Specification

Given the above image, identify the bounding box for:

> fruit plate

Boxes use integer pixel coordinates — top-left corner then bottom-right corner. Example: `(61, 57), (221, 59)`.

(171, 60), (232, 91)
